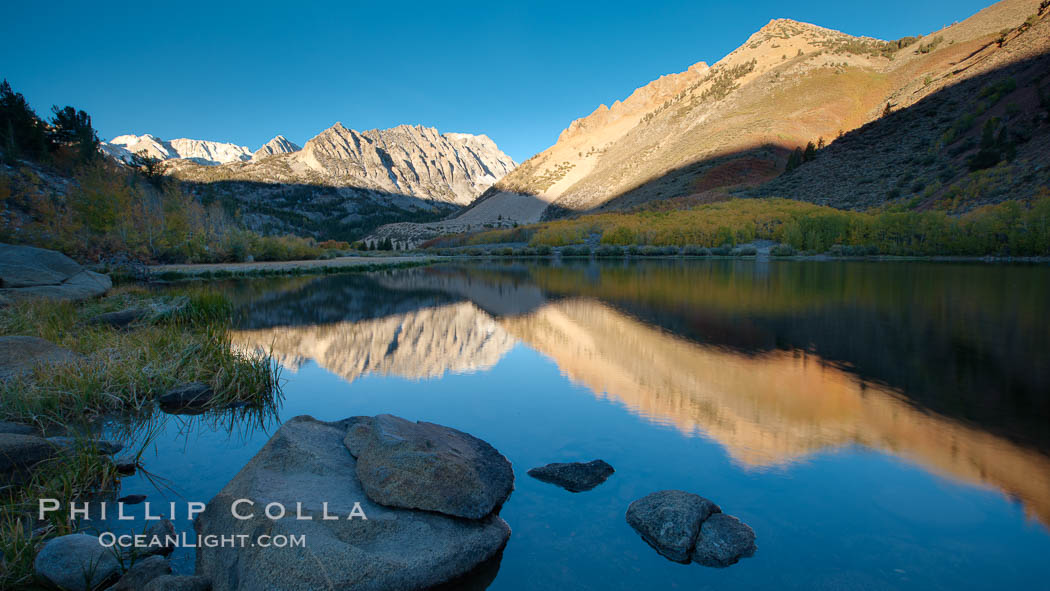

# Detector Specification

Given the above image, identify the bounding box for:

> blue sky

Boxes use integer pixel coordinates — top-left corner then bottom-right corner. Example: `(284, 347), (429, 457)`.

(1, 0), (994, 161)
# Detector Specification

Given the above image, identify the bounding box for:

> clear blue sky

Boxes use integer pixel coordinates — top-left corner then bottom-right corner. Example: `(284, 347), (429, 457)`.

(1, 0), (995, 162)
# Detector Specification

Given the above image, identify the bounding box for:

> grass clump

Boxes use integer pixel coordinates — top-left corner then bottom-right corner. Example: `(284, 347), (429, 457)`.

(0, 290), (278, 431)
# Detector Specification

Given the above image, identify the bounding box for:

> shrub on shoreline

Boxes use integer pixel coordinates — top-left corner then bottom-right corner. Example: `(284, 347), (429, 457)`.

(442, 195), (1050, 257)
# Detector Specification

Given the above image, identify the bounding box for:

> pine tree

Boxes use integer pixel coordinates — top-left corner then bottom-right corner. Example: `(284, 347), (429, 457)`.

(50, 105), (98, 162)
(0, 79), (50, 162)
(803, 142), (817, 162)
(785, 147), (804, 173)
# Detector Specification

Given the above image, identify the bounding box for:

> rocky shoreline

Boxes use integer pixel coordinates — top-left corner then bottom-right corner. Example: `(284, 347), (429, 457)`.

(24, 412), (760, 590)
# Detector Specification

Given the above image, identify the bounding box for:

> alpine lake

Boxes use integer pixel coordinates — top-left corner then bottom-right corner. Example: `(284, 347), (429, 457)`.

(96, 259), (1050, 590)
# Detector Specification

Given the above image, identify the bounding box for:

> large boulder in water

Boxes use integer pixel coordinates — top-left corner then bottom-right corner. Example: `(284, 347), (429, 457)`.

(195, 415), (511, 591)
(344, 414), (514, 519)
(0, 243), (110, 302)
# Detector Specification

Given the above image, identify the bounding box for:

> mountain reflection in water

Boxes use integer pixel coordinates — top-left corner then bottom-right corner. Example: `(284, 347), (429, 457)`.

(226, 260), (1050, 528)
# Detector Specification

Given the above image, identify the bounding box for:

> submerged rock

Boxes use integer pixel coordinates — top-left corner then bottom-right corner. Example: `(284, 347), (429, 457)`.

(107, 555), (172, 591)
(0, 243), (111, 301)
(0, 336), (78, 380)
(34, 533), (121, 591)
(0, 433), (55, 472)
(527, 459), (615, 492)
(692, 513), (757, 567)
(625, 490), (721, 563)
(344, 414), (514, 519)
(158, 382), (214, 412)
(196, 415), (511, 591)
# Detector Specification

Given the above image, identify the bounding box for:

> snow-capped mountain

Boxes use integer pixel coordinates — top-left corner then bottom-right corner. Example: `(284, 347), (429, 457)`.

(100, 134), (252, 165)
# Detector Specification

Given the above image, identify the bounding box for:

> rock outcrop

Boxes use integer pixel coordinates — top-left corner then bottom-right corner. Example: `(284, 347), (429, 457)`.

(195, 415), (511, 591)
(345, 414), (514, 519)
(0, 243), (111, 302)
(527, 459), (615, 492)
(294, 123), (516, 206)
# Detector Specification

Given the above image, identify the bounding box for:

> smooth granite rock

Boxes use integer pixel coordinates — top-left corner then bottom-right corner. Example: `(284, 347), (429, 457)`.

(0, 243), (82, 287)
(692, 513), (757, 567)
(34, 533), (121, 591)
(107, 555), (172, 591)
(625, 490), (721, 563)
(0, 433), (55, 472)
(0, 336), (78, 380)
(344, 414), (514, 519)
(195, 415), (511, 591)
(0, 243), (111, 301)
(527, 459), (615, 492)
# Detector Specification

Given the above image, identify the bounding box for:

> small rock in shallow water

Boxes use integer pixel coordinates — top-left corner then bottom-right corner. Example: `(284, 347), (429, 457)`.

(625, 490), (721, 563)
(34, 533), (121, 591)
(344, 414), (514, 519)
(158, 382), (214, 412)
(115, 460), (138, 475)
(527, 459), (615, 492)
(691, 513), (757, 567)
(107, 554), (171, 591)
(118, 494), (147, 505)
(142, 575), (212, 591)
(46, 436), (124, 455)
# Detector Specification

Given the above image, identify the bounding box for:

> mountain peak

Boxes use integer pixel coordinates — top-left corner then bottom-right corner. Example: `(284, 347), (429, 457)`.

(253, 135), (301, 160)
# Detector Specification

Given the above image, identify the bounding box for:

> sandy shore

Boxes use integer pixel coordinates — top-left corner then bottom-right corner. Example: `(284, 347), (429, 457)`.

(149, 255), (436, 276)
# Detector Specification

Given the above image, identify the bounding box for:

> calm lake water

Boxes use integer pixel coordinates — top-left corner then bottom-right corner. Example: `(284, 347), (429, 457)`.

(106, 260), (1050, 589)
